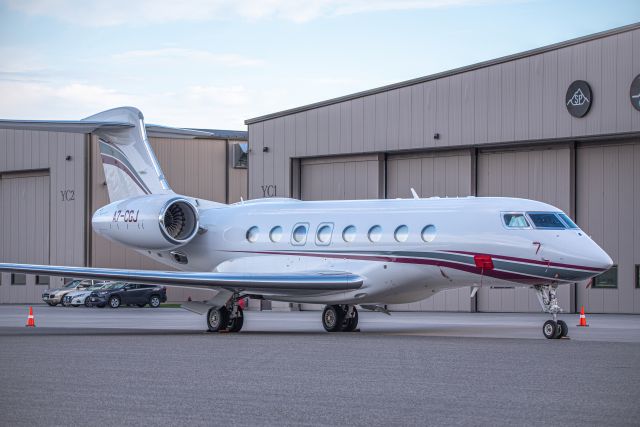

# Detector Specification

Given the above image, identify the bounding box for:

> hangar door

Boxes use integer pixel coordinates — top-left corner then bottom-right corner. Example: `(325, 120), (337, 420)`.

(476, 145), (573, 312)
(300, 154), (384, 201)
(386, 150), (475, 312)
(0, 171), (50, 303)
(576, 141), (640, 313)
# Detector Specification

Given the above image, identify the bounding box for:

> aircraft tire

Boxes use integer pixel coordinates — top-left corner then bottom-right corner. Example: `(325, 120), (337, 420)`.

(228, 307), (244, 333)
(322, 305), (344, 332)
(207, 306), (229, 332)
(542, 320), (557, 339)
(556, 320), (568, 338)
(342, 307), (359, 332)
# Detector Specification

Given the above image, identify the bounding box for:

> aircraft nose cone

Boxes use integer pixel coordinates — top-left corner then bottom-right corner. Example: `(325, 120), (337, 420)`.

(592, 246), (613, 271)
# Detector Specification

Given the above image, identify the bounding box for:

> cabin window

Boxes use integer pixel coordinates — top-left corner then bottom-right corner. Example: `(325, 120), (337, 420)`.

(394, 225), (409, 242)
(342, 226), (356, 243)
(368, 225), (382, 242)
(421, 225), (436, 242)
(292, 223), (308, 245)
(558, 213), (579, 229)
(316, 223), (333, 245)
(593, 265), (617, 289)
(527, 213), (565, 229)
(269, 226), (283, 242)
(503, 213), (530, 228)
(246, 226), (259, 243)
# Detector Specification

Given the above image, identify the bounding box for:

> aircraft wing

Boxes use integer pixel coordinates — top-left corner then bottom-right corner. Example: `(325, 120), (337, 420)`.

(0, 263), (363, 295)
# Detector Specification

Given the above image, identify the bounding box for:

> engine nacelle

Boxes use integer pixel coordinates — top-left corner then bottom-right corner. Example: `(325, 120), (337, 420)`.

(92, 194), (199, 250)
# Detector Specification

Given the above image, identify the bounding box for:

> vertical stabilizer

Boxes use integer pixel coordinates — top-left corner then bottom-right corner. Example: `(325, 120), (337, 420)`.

(83, 107), (172, 202)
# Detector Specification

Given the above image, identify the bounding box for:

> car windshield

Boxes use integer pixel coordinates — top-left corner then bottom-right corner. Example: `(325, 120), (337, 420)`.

(64, 280), (80, 288)
(528, 213), (566, 229)
(111, 283), (126, 289)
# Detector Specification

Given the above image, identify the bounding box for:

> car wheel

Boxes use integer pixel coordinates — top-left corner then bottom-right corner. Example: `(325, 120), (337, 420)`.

(108, 296), (121, 309)
(84, 299), (92, 308)
(149, 295), (161, 308)
(137, 303), (146, 308)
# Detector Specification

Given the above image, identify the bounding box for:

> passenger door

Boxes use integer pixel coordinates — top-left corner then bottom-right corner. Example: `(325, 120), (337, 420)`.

(120, 284), (139, 304)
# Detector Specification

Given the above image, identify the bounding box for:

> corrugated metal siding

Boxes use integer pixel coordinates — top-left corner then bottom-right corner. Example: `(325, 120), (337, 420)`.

(576, 141), (640, 313)
(0, 129), (86, 302)
(0, 174), (50, 303)
(248, 28), (640, 200)
(300, 155), (383, 201)
(386, 150), (475, 312)
(476, 145), (574, 312)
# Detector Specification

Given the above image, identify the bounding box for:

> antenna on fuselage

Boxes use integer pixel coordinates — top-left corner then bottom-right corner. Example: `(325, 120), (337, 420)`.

(410, 188), (420, 200)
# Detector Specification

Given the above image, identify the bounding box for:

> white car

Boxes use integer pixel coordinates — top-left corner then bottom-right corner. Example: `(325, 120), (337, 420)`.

(63, 282), (113, 307)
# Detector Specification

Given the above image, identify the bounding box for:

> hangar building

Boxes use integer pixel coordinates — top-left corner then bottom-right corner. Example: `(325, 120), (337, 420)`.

(0, 120), (247, 304)
(245, 23), (640, 314)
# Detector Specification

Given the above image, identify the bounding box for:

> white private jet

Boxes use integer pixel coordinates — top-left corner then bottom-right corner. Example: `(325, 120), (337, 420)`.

(0, 107), (613, 339)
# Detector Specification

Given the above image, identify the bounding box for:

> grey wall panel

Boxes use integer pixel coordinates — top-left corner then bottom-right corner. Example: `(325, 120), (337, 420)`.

(461, 71), (475, 145)
(0, 174), (50, 303)
(542, 50), (558, 139)
(386, 150), (474, 312)
(306, 109), (318, 157)
(351, 98), (364, 154)
(329, 104), (340, 155)
(374, 92), (387, 152)
(398, 86), (412, 151)
(477, 145), (573, 312)
(317, 106), (329, 156)
(576, 141), (640, 313)
(447, 74), (462, 147)
(474, 67), (489, 145)
(410, 84), (424, 149)
(387, 89), (400, 151)
(500, 61), (516, 142)
(340, 102), (352, 155)
(514, 57), (530, 141)
(0, 129), (86, 301)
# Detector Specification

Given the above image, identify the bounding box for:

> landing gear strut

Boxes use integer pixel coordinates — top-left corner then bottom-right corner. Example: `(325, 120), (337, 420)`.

(322, 305), (359, 332)
(206, 295), (244, 333)
(534, 285), (568, 339)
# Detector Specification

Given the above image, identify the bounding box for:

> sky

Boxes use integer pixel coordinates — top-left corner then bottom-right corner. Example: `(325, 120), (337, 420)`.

(0, 0), (638, 130)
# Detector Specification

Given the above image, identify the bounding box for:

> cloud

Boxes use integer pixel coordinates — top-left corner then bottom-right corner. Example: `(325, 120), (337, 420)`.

(7, 0), (508, 25)
(113, 48), (263, 67)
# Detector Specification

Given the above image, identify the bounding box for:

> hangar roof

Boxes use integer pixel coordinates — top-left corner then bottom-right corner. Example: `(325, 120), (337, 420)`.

(245, 21), (640, 125)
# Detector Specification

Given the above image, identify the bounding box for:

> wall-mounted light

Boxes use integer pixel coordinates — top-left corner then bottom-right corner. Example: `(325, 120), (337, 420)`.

(433, 133), (440, 140)
(65, 155), (73, 161)
(263, 147), (269, 152)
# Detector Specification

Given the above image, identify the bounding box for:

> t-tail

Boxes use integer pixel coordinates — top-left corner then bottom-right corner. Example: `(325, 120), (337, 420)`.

(83, 106), (172, 202)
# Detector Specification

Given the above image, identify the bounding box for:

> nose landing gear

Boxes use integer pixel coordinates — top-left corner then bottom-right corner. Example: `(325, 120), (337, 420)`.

(534, 285), (568, 339)
(322, 305), (359, 332)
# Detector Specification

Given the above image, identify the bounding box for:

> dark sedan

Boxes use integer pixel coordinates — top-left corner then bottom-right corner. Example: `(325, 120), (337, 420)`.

(89, 283), (167, 308)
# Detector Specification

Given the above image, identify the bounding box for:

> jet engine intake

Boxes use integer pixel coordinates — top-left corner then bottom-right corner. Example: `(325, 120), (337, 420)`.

(92, 195), (199, 250)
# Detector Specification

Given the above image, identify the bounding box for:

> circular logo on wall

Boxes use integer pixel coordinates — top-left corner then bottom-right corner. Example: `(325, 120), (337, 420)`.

(630, 74), (640, 112)
(565, 80), (592, 118)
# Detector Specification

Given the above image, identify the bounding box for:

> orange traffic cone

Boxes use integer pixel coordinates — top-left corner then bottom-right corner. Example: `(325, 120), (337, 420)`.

(25, 306), (35, 328)
(577, 305), (589, 327)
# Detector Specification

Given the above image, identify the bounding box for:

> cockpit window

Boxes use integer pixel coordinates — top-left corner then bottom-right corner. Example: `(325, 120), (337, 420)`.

(503, 213), (529, 228)
(558, 213), (579, 229)
(527, 213), (565, 229)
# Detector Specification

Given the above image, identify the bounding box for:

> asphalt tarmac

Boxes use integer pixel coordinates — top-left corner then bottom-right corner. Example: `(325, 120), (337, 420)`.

(1, 305), (639, 426)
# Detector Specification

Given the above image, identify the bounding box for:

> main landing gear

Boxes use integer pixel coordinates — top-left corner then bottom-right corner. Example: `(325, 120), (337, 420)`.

(322, 305), (359, 332)
(534, 284), (568, 339)
(206, 296), (244, 333)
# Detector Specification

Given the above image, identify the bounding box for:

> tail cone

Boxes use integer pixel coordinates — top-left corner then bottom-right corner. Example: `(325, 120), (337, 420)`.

(25, 306), (35, 328)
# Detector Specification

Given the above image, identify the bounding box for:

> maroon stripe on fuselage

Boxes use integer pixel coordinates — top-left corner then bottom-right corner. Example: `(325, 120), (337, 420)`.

(442, 250), (602, 272)
(228, 250), (546, 284)
(100, 153), (150, 195)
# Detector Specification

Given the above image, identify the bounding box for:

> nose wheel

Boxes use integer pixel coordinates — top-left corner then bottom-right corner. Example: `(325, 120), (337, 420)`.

(535, 285), (568, 339)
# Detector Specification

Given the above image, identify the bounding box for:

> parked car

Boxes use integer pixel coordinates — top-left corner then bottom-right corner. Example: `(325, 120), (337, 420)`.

(63, 282), (114, 307)
(88, 283), (167, 308)
(42, 279), (101, 306)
